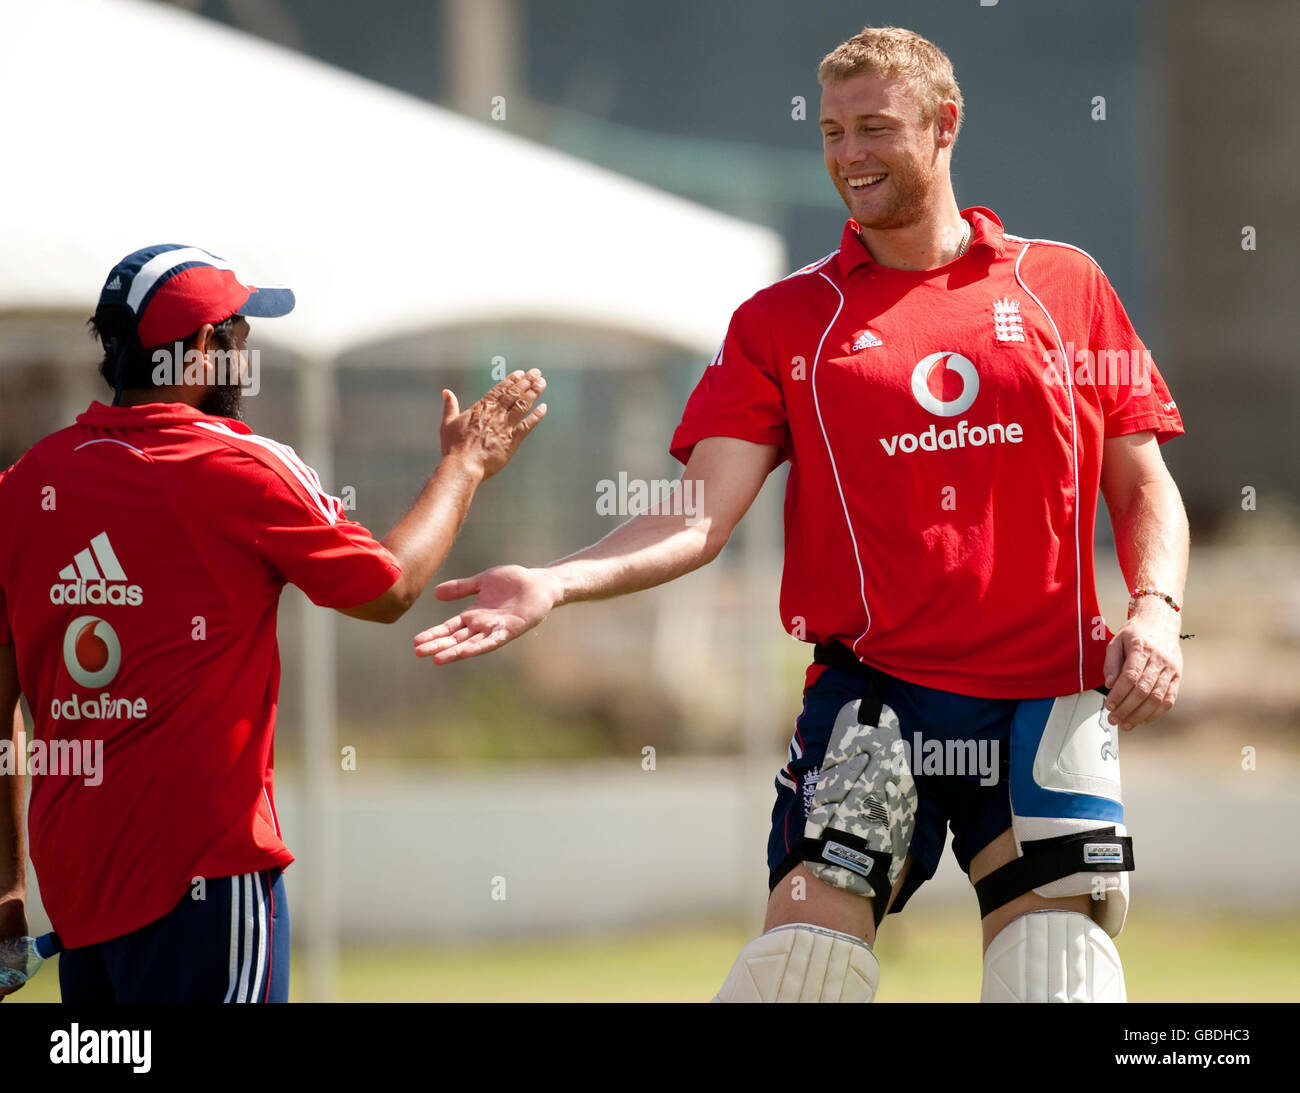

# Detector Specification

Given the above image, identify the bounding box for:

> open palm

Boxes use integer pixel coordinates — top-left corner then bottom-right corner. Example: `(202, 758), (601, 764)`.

(413, 565), (559, 664)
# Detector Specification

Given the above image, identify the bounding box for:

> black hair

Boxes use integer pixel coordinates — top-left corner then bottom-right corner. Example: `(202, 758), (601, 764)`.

(88, 308), (240, 396)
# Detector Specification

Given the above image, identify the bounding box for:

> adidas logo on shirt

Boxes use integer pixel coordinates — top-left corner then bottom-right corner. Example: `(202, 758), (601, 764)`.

(49, 532), (143, 606)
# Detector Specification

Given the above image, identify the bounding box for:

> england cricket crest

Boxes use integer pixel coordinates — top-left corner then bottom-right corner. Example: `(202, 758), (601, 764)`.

(992, 297), (1025, 343)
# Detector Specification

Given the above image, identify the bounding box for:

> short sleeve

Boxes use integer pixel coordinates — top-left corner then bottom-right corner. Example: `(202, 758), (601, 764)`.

(242, 453), (402, 610)
(670, 296), (789, 465)
(1089, 270), (1185, 444)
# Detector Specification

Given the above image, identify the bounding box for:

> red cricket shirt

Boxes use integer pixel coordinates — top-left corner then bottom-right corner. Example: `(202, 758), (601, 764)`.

(0, 401), (402, 946)
(671, 208), (1184, 699)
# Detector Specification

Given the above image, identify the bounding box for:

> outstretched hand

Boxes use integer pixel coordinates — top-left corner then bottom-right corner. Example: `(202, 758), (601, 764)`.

(413, 565), (561, 664)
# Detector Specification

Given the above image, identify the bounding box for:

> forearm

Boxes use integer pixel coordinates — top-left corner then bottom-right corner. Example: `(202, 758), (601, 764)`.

(380, 453), (485, 610)
(544, 510), (722, 606)
(412, 438), (773, 663)
(1101, 456), (1190, 721)
(1109, 472), (1189, 605)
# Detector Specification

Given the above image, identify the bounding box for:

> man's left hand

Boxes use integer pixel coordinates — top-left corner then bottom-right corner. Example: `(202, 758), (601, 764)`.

(1102, 600), (1183, 731)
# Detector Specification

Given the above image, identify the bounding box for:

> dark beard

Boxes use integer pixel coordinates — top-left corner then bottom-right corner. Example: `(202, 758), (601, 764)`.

(198, 381), (245, 421)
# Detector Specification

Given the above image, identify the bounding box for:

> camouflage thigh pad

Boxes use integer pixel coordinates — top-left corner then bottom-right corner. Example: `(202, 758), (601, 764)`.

(804, 695), (918, 911)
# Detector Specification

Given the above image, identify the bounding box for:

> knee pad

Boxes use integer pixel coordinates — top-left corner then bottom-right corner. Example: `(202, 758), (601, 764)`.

(981, 910), (1126, 1003)
(793, 679), (917, 926)
(714, 923), (879, 1003)
(977, 689), (1134, 937)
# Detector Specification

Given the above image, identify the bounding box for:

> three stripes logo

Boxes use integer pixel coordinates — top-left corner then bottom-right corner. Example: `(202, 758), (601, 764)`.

(49, 532), (143, 606)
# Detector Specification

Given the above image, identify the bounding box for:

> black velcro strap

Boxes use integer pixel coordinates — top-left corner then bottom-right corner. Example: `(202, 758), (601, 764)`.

(813, 641), (869, 674)
(813, 643), (885, 726)
(974, 827), (1134, 918)
(775, 829), (894, 928)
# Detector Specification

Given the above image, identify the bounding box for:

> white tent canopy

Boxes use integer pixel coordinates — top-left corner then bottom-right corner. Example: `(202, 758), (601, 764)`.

(0, 0), (784, 357)
(1, 0), (787, 1003)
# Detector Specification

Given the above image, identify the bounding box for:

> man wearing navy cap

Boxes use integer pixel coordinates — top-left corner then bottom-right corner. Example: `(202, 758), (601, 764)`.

(91, 244), (298, 416)
(0, 245), (547, 1001)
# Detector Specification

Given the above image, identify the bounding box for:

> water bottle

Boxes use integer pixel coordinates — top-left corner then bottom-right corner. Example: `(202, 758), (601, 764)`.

(0, 933), (60, 989)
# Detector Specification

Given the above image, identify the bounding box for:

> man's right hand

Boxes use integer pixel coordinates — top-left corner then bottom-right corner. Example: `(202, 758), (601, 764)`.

(412, 565), (561, 664)
(440, 369), (547, 481)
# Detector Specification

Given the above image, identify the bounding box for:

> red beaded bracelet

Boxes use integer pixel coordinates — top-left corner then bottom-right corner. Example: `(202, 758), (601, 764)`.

(1129, 587), (1181, 614)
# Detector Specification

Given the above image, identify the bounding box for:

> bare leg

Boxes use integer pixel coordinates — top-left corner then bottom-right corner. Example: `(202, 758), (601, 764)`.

(969, 827), (1092, 952)
(763, 857), (915, 946)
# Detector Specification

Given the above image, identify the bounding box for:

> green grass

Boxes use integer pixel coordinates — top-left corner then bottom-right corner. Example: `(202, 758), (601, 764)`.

(10, 906), (1299, 1002)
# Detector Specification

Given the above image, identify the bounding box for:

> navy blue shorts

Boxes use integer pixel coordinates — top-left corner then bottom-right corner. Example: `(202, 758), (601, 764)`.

(769, 660), (1016, 914)
(58, 868), (289, 1003)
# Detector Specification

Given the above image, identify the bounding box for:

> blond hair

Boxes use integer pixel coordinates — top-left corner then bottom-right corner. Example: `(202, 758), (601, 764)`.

(818, 26), (963, 137)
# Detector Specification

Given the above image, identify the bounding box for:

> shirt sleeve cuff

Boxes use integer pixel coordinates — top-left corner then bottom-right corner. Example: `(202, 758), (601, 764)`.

(669, 423), (789, 465)
(1105, 414), (1185, 444)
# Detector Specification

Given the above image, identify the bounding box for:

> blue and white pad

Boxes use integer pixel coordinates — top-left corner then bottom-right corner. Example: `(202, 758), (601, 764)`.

(994, 690), (1132, 937)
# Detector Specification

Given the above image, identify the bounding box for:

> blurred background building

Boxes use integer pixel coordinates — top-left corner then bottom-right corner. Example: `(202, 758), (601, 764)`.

(3, 0), (1297, 1001)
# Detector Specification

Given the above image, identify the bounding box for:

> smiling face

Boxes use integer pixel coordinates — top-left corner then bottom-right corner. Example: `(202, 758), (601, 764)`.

(820, 73), (952, 231)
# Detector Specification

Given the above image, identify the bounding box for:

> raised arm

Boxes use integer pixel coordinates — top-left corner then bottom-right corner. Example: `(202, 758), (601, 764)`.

(413, 435), (781, 663)
(340, 370), (547, 623)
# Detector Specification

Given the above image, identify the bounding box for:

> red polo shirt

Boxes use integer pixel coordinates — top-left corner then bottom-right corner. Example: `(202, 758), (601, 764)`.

(671, 207), (1184, 698)
(0, 402), (402, 946)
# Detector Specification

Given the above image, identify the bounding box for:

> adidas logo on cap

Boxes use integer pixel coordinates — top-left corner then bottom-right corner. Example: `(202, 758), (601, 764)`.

(49, 532), (143, 606)
(105, 274), (123, 291)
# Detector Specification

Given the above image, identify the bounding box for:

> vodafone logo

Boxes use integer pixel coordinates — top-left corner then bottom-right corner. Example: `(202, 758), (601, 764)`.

(52, 616), (144, 721)
(62, 616), (122, 688)
(911, 352), (979, 417)
(880, 351), (1024, 457)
